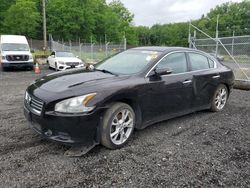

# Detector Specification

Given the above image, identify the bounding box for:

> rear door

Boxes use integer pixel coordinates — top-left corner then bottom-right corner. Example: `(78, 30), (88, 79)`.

(187, 52), (221, 109)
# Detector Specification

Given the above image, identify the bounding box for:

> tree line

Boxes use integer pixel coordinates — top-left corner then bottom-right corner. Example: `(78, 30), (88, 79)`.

(0, 0), (250, 47)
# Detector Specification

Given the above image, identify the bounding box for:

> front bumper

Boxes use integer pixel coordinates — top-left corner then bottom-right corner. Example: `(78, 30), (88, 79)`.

(2, 62), (34, 68)
(58, 64), (84, 71)
(23, 104), (102, 146)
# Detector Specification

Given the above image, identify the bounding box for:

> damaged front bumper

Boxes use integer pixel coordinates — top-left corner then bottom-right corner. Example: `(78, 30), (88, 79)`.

(23, 103), (103, 155)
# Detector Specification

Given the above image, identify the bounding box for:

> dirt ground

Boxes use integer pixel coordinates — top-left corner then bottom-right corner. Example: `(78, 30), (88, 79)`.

(0, 67), (249, 187)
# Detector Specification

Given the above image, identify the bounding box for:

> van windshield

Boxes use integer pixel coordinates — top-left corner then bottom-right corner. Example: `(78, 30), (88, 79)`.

(1, 43), (29, 51)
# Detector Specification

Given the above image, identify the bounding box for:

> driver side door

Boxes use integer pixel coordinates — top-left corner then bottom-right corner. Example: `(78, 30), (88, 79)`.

(141, 52), (194, 125)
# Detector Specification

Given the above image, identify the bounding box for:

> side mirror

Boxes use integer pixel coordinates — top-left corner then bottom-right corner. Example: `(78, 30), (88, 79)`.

(155, 67), (172, 76)
(76, 56), (79, 58)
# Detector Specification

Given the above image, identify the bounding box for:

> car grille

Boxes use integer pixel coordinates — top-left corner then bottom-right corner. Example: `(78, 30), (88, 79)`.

(66, 62), (79, 66)
(6, 55), (29, 61)
(25, 92), (44, 116)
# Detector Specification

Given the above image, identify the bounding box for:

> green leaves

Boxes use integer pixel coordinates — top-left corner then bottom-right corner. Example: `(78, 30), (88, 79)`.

(2, 0), (41, 38)
(0, 0), (135, 44)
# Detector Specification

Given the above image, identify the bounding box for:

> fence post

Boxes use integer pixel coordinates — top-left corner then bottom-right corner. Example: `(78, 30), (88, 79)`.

(124, 36), (127, 50)
(188, 21), (192, 48)
(231, 30), (235, 56)
(90, 35), (93, 61)
(193, 30), (196, 48)
(105, 42), (110, 57)
(69, 40), (72, 52)
(215, 15), (220, 56)
(79, 38), (82, 59)
(30, 39), (33, 50)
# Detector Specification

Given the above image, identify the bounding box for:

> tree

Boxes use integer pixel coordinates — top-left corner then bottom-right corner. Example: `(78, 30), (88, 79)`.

(3, 0), (40, 38)
(108, 0), (136, 44)
(46, 0), (86, 41)
(0, 0), (16, 33)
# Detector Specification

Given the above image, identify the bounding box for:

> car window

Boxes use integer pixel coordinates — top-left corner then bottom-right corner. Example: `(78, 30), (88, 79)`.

(56, 52), (75, 57)
(208, 59), (215, 68)
(189, 53), (210, 71)
(95, 50), (161, 75)
(51, 52), (55, 56)
(157, 52), (187, 74)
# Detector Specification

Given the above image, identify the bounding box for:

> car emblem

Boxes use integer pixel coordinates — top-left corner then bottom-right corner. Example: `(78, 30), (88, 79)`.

(16, 56), (20, 59)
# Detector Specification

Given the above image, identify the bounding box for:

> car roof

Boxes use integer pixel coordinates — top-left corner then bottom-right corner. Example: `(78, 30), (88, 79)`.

(0, 35), (28, 44)
(132, 46), (204, 53)
(54, 51), (73, 53)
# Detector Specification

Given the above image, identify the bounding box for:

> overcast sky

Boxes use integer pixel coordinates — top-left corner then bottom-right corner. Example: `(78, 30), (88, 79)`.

(108, 0), (243, 26)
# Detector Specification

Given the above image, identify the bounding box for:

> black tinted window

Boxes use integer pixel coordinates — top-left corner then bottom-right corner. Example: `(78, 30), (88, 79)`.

(157, 53), (187, 74)
(189, 53), (209, 71)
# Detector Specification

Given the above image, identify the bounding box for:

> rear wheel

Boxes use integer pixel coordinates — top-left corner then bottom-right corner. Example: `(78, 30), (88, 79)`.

(210, 84), (228, 112)
(101, 102), (135, 149)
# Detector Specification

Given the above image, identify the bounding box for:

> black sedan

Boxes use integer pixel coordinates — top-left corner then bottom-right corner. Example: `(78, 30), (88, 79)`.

(24, 47), (234, 152)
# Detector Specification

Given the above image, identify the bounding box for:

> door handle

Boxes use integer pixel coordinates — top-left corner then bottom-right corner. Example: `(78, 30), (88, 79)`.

(182, 80), (192, 84)
(212, 75), (220, 79)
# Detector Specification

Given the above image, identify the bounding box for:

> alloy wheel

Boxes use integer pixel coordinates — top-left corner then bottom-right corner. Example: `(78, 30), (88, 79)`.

(215, 87), (227, 110)
(110, 109), (134, 145)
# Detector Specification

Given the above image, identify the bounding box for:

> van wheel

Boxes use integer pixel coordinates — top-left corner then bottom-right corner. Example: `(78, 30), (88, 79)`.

(101, 102), (135, 149)
(1, 66), (7, 71)
(210, 84), (228, 112)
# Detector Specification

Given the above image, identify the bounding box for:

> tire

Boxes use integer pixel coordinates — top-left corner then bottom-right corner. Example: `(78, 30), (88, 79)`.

(27, 66), (33, 71)
(100, 102), (135, 149)
(1, 65), (8, 71)
(47, 61), (51, 69)
(210, 84), (228, 112)
(1, 66), (5, 71)
(55, 62), (58, 71)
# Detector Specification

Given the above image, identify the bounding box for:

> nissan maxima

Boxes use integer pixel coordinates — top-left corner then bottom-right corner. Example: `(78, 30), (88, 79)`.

(24, 47), (234, 152)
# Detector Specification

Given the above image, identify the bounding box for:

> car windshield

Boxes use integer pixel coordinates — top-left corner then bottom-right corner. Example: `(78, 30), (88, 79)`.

(1, 43), (29, 51)
(95, 50), (161, 75)
(56, 52), (75, 57)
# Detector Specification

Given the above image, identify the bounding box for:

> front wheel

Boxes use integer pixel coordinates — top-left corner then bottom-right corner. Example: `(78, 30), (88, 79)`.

(210, 84), (228, 112)
(55, 62), (58, 71)
(101, 102), (135, 149)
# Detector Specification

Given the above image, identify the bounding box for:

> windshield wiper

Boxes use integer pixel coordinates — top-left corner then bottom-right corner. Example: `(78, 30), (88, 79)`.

(94, 68), (118, 76)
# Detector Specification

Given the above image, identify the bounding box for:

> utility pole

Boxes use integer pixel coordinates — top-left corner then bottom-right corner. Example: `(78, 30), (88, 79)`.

(42, 0), (47, 50)
(215, 15), (219, 56)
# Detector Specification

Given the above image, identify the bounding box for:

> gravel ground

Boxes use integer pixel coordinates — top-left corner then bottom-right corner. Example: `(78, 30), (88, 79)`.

(0, 67), (249, 187)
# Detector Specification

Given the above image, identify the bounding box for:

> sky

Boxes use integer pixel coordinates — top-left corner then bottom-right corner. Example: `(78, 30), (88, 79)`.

(108, 0), (243, 26)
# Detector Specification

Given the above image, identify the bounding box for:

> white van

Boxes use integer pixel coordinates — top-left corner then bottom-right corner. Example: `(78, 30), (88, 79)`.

(0, 35), (34, 71)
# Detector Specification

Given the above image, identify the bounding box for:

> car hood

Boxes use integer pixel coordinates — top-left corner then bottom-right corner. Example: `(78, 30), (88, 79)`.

(34, 69), (127, 93)
(56, 57), (82, 62)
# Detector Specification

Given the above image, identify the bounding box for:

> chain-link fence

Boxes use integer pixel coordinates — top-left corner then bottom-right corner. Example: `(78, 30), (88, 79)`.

(189, 24), (250, 88)
(50, 36), (126, 63)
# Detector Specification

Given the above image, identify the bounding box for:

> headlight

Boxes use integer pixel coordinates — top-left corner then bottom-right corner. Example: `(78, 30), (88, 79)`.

(58, 61), (65, 65)
(55, 93), (96, 113)
(2, 56), (6, 60)
(29, 55), (33, 60)
(25, 91), (29, 101)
